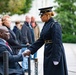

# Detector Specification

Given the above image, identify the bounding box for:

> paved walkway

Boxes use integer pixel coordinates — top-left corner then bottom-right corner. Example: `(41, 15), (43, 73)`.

(64, 43), (76, 75)
(25, 43), (76, 75)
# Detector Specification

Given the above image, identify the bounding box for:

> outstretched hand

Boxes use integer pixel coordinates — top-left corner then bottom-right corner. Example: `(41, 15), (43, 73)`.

(22, 49), (31, 56)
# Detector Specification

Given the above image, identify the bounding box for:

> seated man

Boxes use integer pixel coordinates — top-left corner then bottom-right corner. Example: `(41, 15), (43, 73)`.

(0, 26), (26, 75)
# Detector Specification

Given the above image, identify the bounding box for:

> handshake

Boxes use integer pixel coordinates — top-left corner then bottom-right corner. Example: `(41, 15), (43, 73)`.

(22, 49), (31, 57)
(22, 49), (59, 65)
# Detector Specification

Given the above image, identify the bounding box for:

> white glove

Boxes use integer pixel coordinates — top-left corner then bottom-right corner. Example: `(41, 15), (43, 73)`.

(53, 61), (59, 65)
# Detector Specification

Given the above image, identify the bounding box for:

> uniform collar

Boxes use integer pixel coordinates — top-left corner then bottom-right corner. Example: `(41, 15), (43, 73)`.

(44, 18), (55, 26)
(46, 18), (54, 23)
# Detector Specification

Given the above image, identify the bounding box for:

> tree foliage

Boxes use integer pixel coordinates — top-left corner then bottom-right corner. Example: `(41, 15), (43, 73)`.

(0, 0), (33, 15)
(54, 0), (76, 35)
(21, 0), (33, 13)
(0, 0), (10, 14)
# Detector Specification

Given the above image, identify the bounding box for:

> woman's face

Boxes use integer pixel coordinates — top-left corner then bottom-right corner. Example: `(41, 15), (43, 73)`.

(40, 14), (49, 22)
(40, 12), (52, 22)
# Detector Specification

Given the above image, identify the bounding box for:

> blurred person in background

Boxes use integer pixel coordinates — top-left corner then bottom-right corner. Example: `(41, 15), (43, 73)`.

(13, 21), (24, 54)
(13, 20), (28, 72)
(21, 15), (35, 45)
(31, 16), (40, 41)
(13, 21), (22, 45)
(19, 14), (35, 72)
(31, 16), (40, 59)
(20, 15), (34, 72)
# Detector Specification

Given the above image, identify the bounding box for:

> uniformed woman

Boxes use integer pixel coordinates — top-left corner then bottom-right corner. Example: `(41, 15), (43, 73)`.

(23, 6), (68, 75)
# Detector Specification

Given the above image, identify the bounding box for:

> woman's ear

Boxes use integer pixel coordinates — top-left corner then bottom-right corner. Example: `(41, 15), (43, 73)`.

(48, 14), (51, 20)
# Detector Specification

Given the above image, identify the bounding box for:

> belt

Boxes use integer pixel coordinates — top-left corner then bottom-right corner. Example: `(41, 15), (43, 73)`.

(44, 40), (52, 44)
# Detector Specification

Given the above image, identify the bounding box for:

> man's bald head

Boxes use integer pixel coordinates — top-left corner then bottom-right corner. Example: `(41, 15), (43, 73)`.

(0, 26), (10, 40)
(0, 26), (9, 32)
(25, 14), (31, 23)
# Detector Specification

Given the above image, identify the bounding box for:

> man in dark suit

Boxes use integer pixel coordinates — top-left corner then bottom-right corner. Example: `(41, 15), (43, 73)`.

(0, 26), (26, 75)
(21, 15), (35, 71)
(21, 15), (35, 45)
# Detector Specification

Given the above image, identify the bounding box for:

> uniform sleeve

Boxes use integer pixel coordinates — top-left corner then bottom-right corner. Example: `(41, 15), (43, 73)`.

(51, 22), (62, 62)
(28, 36), (44, 54)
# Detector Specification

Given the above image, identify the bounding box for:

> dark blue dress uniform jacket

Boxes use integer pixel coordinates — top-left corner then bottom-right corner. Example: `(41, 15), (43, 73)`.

(29, 18), (68, 75)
